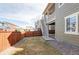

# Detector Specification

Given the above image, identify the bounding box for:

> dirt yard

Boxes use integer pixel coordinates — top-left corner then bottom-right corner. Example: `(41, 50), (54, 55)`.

(12, 36), (62, 55)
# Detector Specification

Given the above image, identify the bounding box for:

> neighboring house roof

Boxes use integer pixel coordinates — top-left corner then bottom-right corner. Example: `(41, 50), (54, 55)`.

(0, 21), (17, 30)
(6, 22), (17, 26)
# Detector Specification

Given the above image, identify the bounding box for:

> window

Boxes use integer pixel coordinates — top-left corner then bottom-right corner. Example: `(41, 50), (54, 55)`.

(65, 12), (79, 35)
(58, 3), (64, 8)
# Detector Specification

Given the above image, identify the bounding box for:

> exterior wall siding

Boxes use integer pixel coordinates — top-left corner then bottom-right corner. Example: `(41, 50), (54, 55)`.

(55, 3), (79, 46)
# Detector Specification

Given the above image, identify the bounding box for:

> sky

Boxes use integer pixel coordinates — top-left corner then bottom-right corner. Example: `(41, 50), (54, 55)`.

(0, 3), (47, 28)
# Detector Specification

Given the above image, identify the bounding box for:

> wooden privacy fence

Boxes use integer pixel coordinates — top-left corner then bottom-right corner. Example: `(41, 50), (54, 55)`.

(0, 30), (42, 52)
(24, 31), (42, 37)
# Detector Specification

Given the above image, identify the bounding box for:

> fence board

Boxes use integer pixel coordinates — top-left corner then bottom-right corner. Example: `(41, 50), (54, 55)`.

(0, 30), (42, 52)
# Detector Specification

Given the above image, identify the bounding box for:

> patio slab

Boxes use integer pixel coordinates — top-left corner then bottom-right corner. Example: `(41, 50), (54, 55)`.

(47, 38), (79, 55)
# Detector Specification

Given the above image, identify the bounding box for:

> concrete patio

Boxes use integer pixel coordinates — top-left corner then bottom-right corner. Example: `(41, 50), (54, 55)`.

(47, 38), (79, 55)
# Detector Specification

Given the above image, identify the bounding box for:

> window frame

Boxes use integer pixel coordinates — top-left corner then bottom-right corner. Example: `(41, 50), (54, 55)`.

(64, 12), (79, 35)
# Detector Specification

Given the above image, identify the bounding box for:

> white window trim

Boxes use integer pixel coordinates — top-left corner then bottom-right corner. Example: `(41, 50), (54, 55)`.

(64, 12), (79, 35)
(58, 3), (64, 8)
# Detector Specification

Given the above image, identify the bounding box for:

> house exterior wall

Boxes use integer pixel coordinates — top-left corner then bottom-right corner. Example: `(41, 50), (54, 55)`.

(55, 3), (79, 46)
(7, 23), (16, 31)
(0, 22), (17, 31)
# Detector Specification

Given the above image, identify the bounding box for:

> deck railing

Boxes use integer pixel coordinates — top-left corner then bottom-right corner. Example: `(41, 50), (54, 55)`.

(46, 11), (56, 23)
